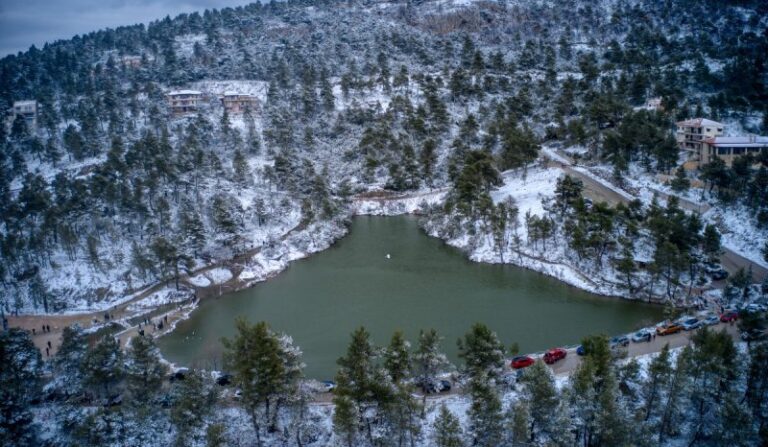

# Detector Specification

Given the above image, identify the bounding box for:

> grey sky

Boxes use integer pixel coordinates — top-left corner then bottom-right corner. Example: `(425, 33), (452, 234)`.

(0, 0), (256, 57)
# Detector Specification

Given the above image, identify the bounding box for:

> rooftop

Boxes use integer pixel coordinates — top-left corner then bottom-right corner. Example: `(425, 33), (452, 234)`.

(167, 90), (202, 96)
(13, 100), (37, 107)
(676, 117), (724, 128)
(704, 136), (768, 147)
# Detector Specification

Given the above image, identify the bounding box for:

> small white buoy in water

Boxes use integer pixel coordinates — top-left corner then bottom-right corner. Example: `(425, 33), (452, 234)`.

(386, 253), (391, 259)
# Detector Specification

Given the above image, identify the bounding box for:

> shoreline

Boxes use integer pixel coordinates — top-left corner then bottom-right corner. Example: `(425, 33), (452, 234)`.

(8, 183), (729, 364)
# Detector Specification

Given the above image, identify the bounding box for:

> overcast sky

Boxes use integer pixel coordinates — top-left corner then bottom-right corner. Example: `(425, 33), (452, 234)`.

(0, 0), (256, 57)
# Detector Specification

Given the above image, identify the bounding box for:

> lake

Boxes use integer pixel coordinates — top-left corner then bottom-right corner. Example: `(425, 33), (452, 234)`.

(158, 215), (663, 378)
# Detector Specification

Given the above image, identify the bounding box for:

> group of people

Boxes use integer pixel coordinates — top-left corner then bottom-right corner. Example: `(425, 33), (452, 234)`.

(31, 324), (52, 336)
(138, 314), (170, 337)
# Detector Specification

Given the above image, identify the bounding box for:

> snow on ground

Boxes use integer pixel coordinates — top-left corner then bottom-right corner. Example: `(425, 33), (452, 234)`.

(188, 274), (211, 287)
(207, 268), (233, 284)
(125, 287), (191, 312)
(425, 165), (638, 298)
(708, 206), (768, 269)
(621, 162), (768, 270)
(352, 188), (449, 216)
(491, 166), (560, 217)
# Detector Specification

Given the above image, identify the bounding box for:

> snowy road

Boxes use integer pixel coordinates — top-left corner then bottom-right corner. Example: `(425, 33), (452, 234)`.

(542, 149), (767, 282)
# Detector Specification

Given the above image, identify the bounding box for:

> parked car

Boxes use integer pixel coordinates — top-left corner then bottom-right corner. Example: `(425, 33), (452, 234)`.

(168, 368), (189, 382)
(543, 348), (567, 364)
(741, 329), (767, 342)
(681, 318), (701, 331)
(744, 303), (767, 314)
(576, 345), (585, 356)
(702, 315), (720, 326)
(420, 379), (451, 394)
(705, 263), (729, 280)
(215, 373), (232, 386)
(511, 355), (535, 369)
(322, 381), (336, 392)
(610, 335), (630, 348)
(720, 311), (739, 323)
(631, 330), (652, 343)
(656, 323), (684, 336)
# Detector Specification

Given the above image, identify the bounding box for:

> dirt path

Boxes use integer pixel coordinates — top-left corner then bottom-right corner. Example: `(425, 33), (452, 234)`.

(7, 219), (310, 358)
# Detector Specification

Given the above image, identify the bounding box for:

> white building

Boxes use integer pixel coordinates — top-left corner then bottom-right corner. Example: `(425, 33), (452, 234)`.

(701, 135), (768, 166)
(676, 118), (724, 166)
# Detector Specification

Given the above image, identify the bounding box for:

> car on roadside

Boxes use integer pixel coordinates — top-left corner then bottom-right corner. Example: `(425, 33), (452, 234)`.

(702, 315), (720, 326)
(322, 381), (336, 393)
(419, 379), (451, 394)
(631, 330), (652, 343)
(680, 318), (701, 331)
(511, 355), (535, 369)
(610, 335), (630, 348)
(720, 311), (739, 323)
(656, 323), (684, 336)
(543, 348), (567, 364)
(741, 329), (767, 343)
(705, 263), (729, 281)
(215, 373), (232, 386)
(168, 368), (189, 382)
(744, 303), (767, 314)
(576, 345), (585, 356)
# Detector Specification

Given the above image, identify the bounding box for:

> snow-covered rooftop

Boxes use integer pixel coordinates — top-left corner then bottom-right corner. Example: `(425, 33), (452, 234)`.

(167, 89), (202, 96)
(676, 117), (724, 127)
(704, 135), (768, 147)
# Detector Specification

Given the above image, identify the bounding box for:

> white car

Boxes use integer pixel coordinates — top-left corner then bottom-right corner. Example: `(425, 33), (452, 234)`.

(631, 330), (652, 343)
(702, 315), (719, 326)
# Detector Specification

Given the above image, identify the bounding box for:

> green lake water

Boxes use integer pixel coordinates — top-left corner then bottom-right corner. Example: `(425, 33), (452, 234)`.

(158, 215), (663, 378)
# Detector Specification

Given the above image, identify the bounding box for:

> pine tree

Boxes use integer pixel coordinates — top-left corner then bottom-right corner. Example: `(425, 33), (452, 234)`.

(333, 326), (395, 444)
(467, 373), (504, 447)
(0, 328), (42, 447)
(457, 323), (505, 380)
(333, 394), (358, 447)
(433, 404), (464, 447)
(82, 335), (123, 399)
(170, 370), (216, 447)
(519, 360), (558, 442)
(670, 166), (690, 193)
(702, 224), (722, 263)
(124, 335), (168, 409)
(384, 330), (411, 384)
(51, 325), (88, 396)
(232, 148), (249, 184)
(414, 328), (451, 409)
(222, 319), (286, 446)
(642, 343), (672, 422)
(506, 401), (530, 446)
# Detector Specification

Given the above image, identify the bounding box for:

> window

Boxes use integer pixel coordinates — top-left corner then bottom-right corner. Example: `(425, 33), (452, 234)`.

(732, 147), (745, 155)
(718, 147), (730, 155)
(717, 128), (723, 132)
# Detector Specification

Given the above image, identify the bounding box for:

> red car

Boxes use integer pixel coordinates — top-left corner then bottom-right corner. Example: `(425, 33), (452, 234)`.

(720, 311), (739, 323)
(543, 348), (567, 365)
(511, 355), (535, 369)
